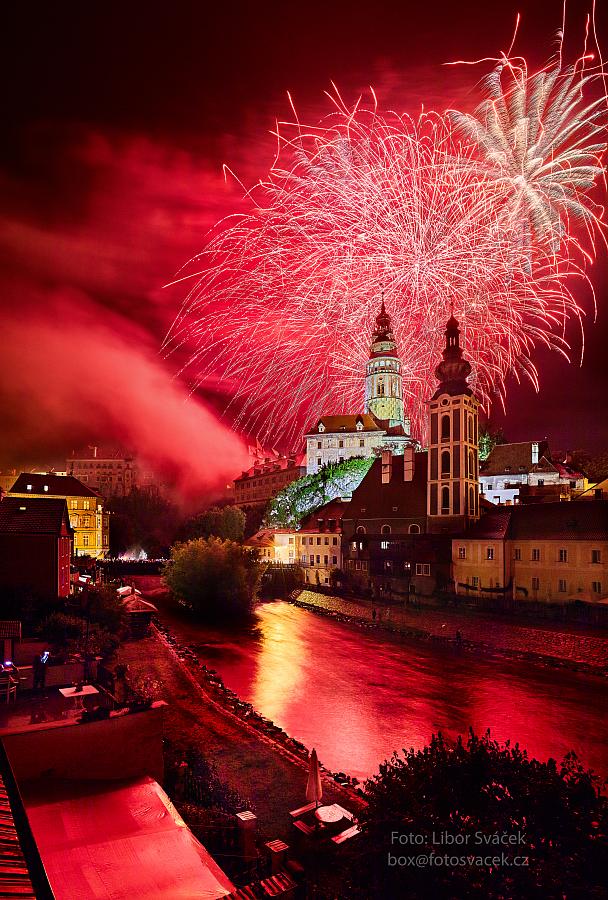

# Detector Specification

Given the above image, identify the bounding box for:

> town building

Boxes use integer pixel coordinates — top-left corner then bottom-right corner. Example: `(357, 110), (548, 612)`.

(8, 473), (109, 559)
(233, 454), (306, 512)
(244, 528), (297, 564)
(304, 301), (414, 474)
(0, 496), (72, 598)
(66, 447), (159, 498)
(479, 441), (587, 505)
(452, 501), (608, 603)
(296, 498), (348, 586)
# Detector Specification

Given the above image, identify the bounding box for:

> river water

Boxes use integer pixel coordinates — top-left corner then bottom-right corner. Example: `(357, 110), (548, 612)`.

(160, 600), (608, 782)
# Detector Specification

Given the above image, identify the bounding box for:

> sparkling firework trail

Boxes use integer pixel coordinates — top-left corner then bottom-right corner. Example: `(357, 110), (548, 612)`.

(165, 49), (607, 448)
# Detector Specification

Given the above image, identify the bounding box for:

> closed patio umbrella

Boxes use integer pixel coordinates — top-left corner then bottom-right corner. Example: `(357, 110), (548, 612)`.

(306, 748), (323, 808)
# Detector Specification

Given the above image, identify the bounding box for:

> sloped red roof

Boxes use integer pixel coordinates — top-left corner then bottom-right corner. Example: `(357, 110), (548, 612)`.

(299, 498), (350, 532)
(10, 473), (101, 499)
(305, 414), (382, 435)
(0, 497), (71, 535)
(481, 441), (550, 476)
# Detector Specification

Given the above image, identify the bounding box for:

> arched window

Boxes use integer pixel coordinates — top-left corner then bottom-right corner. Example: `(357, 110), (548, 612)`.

(441, 415), (450, 441)
(441, 486), (450, 513)
(441, 450), (450, 476)
(409, 524), (421, 534)
(356, 526), (366, 535)
(381, 524), (391, 535)
(378, 379), (385, 396)
(469, 486), (475, 515)
(468, 416), (473, 442)
(468, 450), (474, 479)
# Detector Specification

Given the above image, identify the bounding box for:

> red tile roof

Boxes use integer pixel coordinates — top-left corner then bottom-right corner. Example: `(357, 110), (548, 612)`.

(305, 414), (382, 435)
(0, 498), (71, 535)
(481, 441), (551, 476)
(464, 500), (608, 541)
(9, 473), (100, 499)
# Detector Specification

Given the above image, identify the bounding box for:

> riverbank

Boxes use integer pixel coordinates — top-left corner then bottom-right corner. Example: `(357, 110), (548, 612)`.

(115, 624), (363, 842)
(291, 590), (608, 678)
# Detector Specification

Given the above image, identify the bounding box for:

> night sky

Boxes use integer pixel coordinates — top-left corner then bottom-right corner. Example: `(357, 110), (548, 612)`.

(1, 1), (607, 494)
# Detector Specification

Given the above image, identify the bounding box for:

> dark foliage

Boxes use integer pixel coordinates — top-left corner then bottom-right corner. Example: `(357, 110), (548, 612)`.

(107, 488), (180, 557)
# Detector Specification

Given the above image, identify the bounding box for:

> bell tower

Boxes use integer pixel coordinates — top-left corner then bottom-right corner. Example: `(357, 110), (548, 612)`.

(427, 315), (479, 532)
(365, 299), (409, 434)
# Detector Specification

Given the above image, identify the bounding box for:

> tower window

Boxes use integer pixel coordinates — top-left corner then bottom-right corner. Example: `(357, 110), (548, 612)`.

(441, 451), (450, 476)
(441, 486), (450, 513)
(441, 415), (450, 441)
(409, 524), (421, 534)
(381, 525), (391, 535)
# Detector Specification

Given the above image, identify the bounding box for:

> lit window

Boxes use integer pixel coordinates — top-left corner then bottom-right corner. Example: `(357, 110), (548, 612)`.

(26, 484), (32, 491)
(83, 500), (90, 510)
(381, 541), (390, 550)
(70, 500), (78, 509)
(415, 563), (431, 576)
(458, 547), (466, 560)
(43, 485), (49, 492)
(83, 534), (89, 547)
(486, 548), (494, 561)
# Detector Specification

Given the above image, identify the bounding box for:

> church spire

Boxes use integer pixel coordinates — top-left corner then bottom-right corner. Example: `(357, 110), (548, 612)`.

(364, 296), (408, 433)
(432, 315), (472, 399)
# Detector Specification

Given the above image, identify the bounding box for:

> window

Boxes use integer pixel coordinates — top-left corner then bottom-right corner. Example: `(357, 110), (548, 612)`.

(486, 548), (494, 561)
(332, 556), (337, 565)
(441, 486), (450, 514)
(83, 500), (90, 510)
(83, 534), (89, 547)
(384, 560), (392, 573)
(415, 563), (431, 576)
(592, 581), (602, 594)
(316, 537), (321, 545)
(458, 547), (466, 560)
(569, 480), (576, 489)
(381, 524), (391, 535)
(592, 549), (601, 564)
(441, 450), (450, 476)
(317, 441), (322, 449)
(43, 485), (49, 492)
(514, 548), (521, 561)
(339, 440), (344, 448)
(26, 484), (32, 491)
(558, 579), (567, 592)
(409, 524), (421, 534)
(70, 500), (78, 509)
(70, 518), (77, 528)
(301, 554), (307, 564)
(356, 526), (366, 535)
(316, 555), (320, 564)
(355, 560), (362, 570)
(532, 548), (540, 561)
(381, 541), (390, 550)
(324, 555), (328, 565)
(441, 415), (450, 441)
(472, 576), (479, 587)
(559, 549), (568, 563)
(288, 537), (294, 544)
(324, 537), (329, 545)
(531, 577), (540, 590)
(537, 479), (544, 487)
(83, 516), (90, 528)
(359, 439), (365, 447)
(332, 537), (338, 545)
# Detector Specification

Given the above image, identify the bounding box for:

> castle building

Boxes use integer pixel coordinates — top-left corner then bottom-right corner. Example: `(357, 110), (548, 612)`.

(427, 316), (480, 533)
(304, 300), (413, 474)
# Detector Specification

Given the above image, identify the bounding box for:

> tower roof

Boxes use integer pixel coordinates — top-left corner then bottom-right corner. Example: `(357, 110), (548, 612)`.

(432, 315), (473, 399)
(369, 296), (398, 359)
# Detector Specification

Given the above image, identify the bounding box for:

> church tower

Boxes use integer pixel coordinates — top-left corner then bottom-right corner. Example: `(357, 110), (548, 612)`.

(427, 315), (479, 532)
(365, 299), (409, 434)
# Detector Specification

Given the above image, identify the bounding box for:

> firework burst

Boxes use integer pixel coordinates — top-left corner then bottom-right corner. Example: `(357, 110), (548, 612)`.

(165, 52), (607, 447)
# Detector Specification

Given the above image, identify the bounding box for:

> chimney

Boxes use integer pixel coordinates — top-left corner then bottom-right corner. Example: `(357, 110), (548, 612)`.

(381, 449), (392, 484)
(403, 446), (415, 482)
(531, 442), (539, 465)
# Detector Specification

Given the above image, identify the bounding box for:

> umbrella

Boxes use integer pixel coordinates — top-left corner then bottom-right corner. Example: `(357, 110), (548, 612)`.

(306, 748), (323, 808)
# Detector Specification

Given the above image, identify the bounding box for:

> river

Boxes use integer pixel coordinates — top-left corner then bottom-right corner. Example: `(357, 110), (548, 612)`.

(159, 600), (608, 783)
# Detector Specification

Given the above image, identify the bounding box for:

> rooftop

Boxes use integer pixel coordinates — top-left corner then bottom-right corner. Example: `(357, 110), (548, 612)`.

(481, 441), (551, 476)
(9, 473), (101, 499)
(0, 497), (71, 536)
(305, 414), (383, 435)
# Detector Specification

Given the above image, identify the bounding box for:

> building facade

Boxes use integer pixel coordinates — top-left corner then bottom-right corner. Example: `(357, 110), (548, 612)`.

(66, 448), (161, 498)
(244, 528), (297, 564)
(234, 455), (306, 512)
(0, 497), (72, 598)
(479, 442), (587, 505)
(296, 498), (347, 586)
(452, 502), (608, 603)
(9, 473), (109, 559)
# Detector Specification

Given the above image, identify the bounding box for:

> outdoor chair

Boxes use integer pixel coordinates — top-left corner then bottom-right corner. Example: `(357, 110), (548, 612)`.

(0, 676), (17, 703)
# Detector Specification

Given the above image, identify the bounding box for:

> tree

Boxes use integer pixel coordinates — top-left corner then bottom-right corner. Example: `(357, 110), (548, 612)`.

(266, 457), (374, 528)
(479, 426), (507, 462)
(163, 538), (260, 622)
(343, 730), (608, 899)
(107, 488), (180, 557)
(178, 506), (246, 543)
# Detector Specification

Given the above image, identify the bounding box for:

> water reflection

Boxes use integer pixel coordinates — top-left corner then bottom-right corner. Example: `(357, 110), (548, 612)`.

(163, 601), (608, 782)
